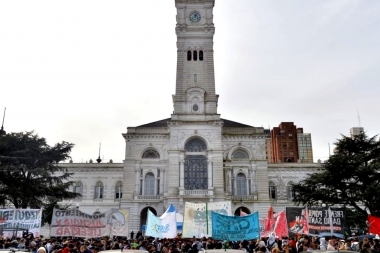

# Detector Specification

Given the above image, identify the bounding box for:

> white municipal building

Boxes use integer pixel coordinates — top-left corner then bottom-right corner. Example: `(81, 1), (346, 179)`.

(59, 0), (320, 235)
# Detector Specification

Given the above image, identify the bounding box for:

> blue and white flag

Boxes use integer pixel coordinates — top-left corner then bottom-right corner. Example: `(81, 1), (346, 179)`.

(145, 209), (177, 238)
(212, 211), (260, 240)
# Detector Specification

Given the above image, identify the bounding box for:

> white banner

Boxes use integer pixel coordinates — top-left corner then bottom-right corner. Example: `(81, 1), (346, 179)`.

(145, 210), (177, 239)
(0, 209), (42, 238)
(182, 201), (231, 238)
(50, 208), (129, 238)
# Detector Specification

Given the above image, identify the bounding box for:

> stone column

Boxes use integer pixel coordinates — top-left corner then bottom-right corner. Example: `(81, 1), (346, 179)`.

(159, 169), (165, 194)
(231, 168), (235, 195)
(180, 160), (184, 188)
(246, 177), (249, 195)
(135, 168), (140, 195)
(226, 168), (231, 193)
(208, 160), (212, 188)
(251, 162), (257, 193)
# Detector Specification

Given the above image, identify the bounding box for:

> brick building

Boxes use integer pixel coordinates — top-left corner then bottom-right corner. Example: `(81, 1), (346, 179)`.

(270, 122), (313, 163)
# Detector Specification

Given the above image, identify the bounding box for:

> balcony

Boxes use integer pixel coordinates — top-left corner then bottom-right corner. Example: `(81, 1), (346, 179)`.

(183, 190), (209, 195)
(135, 195), (161, 201)
(231, 194), (258, 202)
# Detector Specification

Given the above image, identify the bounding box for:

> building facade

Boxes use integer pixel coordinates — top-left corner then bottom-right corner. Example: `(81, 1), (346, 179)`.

(350, 127), (364, 138)
(58, 0), (321, 235)
(270, 122), (313, 163)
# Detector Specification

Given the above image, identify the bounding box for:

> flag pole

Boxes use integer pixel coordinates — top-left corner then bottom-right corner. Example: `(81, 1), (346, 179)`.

(206, 203), (209, 235)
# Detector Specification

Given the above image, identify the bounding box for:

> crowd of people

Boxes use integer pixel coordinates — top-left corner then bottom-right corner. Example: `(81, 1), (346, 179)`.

(0, 233), (379, 253)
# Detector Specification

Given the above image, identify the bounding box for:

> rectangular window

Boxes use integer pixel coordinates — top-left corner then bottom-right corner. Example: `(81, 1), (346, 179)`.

(269, 186), (277, 199)
(115, 186), (122, 199)
(236, 178), (246, 196)
(94, 187), (103, 199)
(74, 186), (83, 193)
(145, 178), (155, 195)
(287, 186), (294, 200)
(194, 74), (197, 83)
(74, 186), (83, 199)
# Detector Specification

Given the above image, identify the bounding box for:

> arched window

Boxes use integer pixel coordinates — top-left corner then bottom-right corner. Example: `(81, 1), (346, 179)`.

(94, 181), (104, 199)
(115, 181), (123, 199)
(187, 51), (192, 61)
(193, 50), (198, 61)
(185, 138), (207, 152)
(73, 181), (83, 199)
(286, 181), (294, 200)
(144, 173), (155, 195)
(236, 173), (247, 196)
(268, 181), (277, 200)
(232, 149), (249, 160)
(199, 50), (203, 61)
(184, 138), (208, 190)
(142, 149), (160, 159)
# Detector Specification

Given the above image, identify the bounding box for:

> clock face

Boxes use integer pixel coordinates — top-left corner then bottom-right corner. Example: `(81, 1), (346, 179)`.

(189, 11), (201, 23)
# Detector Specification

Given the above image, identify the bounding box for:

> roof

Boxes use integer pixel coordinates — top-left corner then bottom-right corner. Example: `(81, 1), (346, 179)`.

(135, 118), (254, 128)
(136, 118), (170, 128)
(220, 118), (253, 128)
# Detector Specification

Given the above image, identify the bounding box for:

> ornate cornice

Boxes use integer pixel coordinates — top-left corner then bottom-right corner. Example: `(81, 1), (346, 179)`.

(124, 135), (169, 139)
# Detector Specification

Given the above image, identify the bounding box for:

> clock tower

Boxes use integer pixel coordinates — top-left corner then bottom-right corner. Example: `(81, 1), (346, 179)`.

(172, 0), (219, 120)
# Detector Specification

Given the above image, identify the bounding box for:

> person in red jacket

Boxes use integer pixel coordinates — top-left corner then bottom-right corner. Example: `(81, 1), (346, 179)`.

(62, 242), (71, 253)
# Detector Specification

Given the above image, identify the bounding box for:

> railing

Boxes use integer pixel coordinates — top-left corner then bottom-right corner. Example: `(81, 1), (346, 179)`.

(136, 195), (161, 200)
(231, 194), (258, 201)
(183, 190), (209, 195)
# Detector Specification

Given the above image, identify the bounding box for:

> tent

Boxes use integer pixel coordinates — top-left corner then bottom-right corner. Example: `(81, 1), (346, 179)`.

(142, 204), (183, 231)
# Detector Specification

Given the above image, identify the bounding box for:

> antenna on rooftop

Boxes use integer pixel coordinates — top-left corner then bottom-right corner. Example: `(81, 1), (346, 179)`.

(357, 110), (361, 127)
(96, 143), (102, 163)
(328, 142), (331, 157)
(0, 107), (6, 136)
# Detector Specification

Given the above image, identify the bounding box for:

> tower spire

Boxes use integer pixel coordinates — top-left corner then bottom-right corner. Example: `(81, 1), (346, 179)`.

(96, 143), (102, 163)
(0, 107), (6, 136)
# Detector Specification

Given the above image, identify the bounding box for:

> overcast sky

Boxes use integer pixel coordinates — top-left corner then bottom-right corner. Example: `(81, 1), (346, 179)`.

(1, 0), (379, 163)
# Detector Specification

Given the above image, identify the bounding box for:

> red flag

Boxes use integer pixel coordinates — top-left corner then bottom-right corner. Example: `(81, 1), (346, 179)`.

(240, 209), (248, 217)
(368, 215), (380, 234)
(264, 206), (275, 232)
(273, 211), (288, 239)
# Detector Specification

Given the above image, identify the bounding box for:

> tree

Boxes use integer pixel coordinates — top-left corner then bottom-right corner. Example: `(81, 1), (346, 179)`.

(292, 132), (380, 229)
(0, 131), (80, 223)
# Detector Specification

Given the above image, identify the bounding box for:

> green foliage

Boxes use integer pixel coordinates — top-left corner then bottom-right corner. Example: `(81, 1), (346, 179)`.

(292, 133), (380, 229)
(0, 131), (80, 224)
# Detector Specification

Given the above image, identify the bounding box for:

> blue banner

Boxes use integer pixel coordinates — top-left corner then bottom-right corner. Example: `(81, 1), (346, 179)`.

(212, 211), (260, 240)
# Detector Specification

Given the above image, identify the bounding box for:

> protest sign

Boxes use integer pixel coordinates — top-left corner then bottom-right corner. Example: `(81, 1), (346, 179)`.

(50, 208), (128, 238)
(0, 209), (42, 238)
(212, 211), (260, 240)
